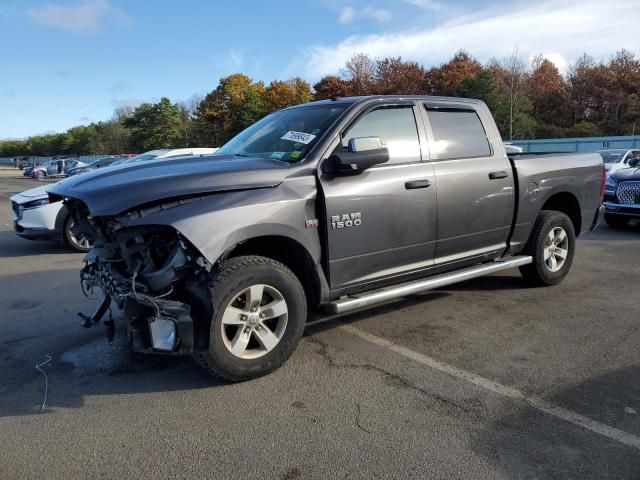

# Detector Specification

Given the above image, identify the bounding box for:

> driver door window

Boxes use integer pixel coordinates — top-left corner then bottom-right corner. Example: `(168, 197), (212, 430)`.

(341, 107), (422, 165)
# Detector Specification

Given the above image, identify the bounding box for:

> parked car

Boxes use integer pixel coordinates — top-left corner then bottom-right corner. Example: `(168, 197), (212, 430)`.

(10, 148), (217, 252)
(10, 183), (92, 252)
(22, 159), (44, 176)
(50, 96), (604, 381)
(598, 149), (640, 175)
(602, 156), (640, 227)
(63, 160), (89, 176)
(31, 157), (83, 180)
(110, 148), (219, 166)
(66, 155), (124, 176)
(16, 156), (32, 170)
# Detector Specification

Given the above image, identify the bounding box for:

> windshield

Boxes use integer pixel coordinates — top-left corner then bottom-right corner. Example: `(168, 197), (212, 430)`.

(217, 104), (348, 162)
(598, 151), (625, 163)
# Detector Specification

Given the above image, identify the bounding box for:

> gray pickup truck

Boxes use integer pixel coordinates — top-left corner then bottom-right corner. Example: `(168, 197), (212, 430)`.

(49, 96), (605, 381)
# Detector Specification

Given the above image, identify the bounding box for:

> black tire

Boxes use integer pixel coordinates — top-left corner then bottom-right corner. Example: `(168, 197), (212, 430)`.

(63, 216), (92, 253)
(195, 255), (307, 382)
(519, 210), (576, 287)
(604, 214), (629, 229)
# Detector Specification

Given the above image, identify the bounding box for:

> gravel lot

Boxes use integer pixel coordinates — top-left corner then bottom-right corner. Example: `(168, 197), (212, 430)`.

(1, 171), (639, 479)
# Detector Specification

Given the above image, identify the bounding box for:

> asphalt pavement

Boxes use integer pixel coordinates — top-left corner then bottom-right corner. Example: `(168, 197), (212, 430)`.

(0, 171), (639, 479)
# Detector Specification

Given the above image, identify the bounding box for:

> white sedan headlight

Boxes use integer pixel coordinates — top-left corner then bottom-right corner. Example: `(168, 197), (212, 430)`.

(23, 198), (50, 209)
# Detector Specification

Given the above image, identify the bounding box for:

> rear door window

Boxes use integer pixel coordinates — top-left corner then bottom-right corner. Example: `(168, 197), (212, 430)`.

(424, 107), (491, 160)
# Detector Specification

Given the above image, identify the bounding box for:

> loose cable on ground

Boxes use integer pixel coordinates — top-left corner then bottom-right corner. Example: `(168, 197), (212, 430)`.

(35, 355), (52, 410)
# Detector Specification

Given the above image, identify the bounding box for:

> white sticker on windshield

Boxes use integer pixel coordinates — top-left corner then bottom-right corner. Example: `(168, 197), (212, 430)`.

(281, 131), (316, 144)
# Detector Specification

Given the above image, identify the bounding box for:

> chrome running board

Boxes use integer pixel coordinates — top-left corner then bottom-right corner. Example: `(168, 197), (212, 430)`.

(326, 256), (532, 315)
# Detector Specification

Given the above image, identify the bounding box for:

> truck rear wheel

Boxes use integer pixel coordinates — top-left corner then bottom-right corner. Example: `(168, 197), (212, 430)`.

(195, 255), (307, 381)
(519, 210), (575, 287)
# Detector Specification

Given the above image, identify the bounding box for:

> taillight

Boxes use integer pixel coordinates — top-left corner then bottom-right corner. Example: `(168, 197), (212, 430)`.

(600, 164), (606, 199)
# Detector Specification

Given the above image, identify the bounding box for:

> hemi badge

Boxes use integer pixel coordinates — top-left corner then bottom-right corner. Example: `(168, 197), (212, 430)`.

(305, 219), (319, 228)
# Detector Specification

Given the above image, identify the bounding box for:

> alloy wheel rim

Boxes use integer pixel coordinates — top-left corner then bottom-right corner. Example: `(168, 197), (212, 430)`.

(220, 284), (288, 359)
(543, 226), (569, 272)
(67, 220), (92, 250)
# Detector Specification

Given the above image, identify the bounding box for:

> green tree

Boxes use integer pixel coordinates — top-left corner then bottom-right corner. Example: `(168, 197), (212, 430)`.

(88, 119), (132, 154)
(458, 70), (497, 110)
(232, 88), (265, 133)
(124, 97), (186, 150)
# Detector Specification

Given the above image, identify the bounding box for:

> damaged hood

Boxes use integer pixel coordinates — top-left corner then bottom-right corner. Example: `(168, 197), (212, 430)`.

(47, 154), (291, 216)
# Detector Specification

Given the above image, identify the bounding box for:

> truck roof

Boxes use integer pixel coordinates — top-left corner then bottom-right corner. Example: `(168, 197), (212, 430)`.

(291, 95), (486, 109)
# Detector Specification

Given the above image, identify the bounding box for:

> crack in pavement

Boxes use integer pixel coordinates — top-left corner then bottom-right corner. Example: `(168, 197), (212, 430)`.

(305, 336), (479, 421)
(355, 403), (372, 434)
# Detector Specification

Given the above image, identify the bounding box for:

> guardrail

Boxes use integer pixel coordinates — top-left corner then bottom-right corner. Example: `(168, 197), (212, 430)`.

(511, 135), (640, 153)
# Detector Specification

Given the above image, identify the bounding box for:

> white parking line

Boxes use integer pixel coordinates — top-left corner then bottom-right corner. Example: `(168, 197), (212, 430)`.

(340, 324), (640, 451)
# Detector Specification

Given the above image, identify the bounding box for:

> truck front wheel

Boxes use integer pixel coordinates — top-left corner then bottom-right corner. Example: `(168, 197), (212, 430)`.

(195, 255), (307, 381)
(519, 210), (576, 287)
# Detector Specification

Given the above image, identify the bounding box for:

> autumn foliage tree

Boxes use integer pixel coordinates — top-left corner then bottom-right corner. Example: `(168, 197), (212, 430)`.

(4, 49), (640, 157)
(428, 51), (483, 96)
(313, 75), (350, 100)
(529, 57), (571, 136)
(374, 57), (427, 95)
(262, 77), (313, 113)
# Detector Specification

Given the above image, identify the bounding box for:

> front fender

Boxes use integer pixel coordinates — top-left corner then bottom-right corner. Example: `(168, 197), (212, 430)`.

(118, 178), (322, 267)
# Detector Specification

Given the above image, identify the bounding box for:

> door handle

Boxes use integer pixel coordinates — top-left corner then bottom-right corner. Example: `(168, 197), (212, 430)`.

(405, 179), (431, 189)
(488, 171), (509, 180)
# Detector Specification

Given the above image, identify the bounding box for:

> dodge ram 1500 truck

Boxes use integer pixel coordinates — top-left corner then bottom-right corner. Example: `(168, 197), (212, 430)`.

(49, 96), (605, 381)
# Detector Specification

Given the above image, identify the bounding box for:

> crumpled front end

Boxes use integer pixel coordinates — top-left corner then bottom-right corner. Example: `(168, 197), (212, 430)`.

(68, 199), (213, 354)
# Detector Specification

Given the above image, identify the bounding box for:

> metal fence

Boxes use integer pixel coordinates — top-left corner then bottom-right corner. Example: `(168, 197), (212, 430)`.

(510, 135), (640, 153)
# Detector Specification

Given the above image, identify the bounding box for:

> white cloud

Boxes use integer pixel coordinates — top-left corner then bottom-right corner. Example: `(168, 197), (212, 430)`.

(403, 0), (447, 11)
(299, 0), (640, 80)
(362, 6), (392, 22)
(338, 5), (391, 24)
(338, 6), (356, 24)
(229, 49), (244, 68)
(26, 0), (131, 35)
(111, 98), (142, 111)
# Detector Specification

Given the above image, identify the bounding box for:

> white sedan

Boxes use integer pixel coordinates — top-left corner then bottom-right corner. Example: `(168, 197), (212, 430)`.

(10, 148), (218, 252)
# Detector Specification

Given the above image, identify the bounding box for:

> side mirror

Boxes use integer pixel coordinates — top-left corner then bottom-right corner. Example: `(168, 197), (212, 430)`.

(324, 136), (390, 173)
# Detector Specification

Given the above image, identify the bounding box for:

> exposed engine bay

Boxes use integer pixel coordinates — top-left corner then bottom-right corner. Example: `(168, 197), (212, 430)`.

(68, 199), (213, 354)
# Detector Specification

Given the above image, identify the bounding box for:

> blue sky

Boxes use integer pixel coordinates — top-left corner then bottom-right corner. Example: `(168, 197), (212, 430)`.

(1, 0), (639, 139)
